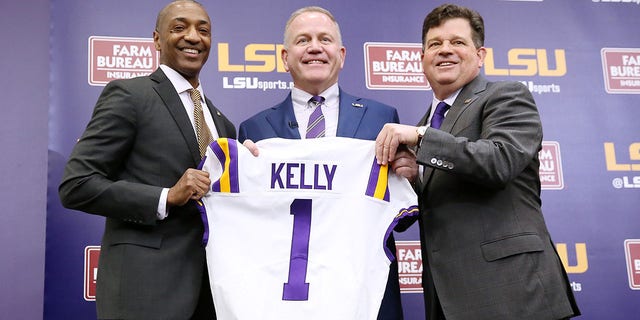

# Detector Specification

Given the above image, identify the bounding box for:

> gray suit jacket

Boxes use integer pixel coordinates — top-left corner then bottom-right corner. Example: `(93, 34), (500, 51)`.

(59, 68), (235, 319)
(415, 76), (580, 319)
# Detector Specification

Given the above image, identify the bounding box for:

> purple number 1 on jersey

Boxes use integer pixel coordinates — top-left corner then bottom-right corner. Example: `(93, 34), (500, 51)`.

(282, 199), (312, 300)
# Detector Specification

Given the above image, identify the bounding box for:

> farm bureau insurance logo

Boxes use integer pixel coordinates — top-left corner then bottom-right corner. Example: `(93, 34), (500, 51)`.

(84, 246), (100, 301)
(88, 36), (159, 86)
(396, 241), (423, 293)
(540, 141), (564, 190)
(625, 239), (640, 290)
(601, 48), (640, 94)
(364, 42), (429, 90)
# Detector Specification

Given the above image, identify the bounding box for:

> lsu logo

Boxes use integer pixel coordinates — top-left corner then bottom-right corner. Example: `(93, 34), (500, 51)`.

(556, 243), (589, 274)
(484, 48), (567, 77)
(604, 142), (640, 189)
(84, 246), (100, 301)
(605, 142), (640, 171)
(217, 43), (286, 73)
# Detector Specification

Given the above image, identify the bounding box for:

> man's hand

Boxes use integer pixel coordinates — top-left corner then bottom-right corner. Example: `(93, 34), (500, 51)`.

(376, 123), (420, 165)
(243, 139), (260, 157)
(167, 168), (211, 207)
(391, 145), (419, 183)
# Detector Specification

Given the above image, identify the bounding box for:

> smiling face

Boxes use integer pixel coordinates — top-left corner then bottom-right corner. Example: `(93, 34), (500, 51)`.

(281, 10), (346, 95)
(153, 1), (211, 87)
(422, 18), (486, 100)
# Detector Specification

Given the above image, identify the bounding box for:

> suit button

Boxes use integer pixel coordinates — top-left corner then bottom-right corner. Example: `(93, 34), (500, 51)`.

(436, 160), (443, 166)
(430, 158), (437, 165)
(448, 163), (455, 169)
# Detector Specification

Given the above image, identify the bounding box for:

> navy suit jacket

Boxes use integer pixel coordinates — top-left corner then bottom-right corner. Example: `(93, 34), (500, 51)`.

(238, 88), (398, 142)
(238, 88), (405, 320)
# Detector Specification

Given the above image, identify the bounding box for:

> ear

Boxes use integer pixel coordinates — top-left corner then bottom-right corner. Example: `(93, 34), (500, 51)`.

(153, 30), (161, 51)
(281, 47), (290, 72)
(476, 47), (487, 68)
(338, 46), (346, 69)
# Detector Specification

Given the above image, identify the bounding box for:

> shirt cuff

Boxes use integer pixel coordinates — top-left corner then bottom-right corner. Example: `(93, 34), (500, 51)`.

(157, 188), (170, 220)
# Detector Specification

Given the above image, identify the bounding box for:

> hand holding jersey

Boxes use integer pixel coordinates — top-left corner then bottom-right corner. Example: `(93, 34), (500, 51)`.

(197, 137), (418, 320)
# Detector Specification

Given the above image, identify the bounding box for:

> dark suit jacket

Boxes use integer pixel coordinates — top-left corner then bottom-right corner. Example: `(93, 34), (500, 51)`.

(238, 89), (398, 141)
(238, 88), (405, 320)
(59, 68), (235, 319)
(415, 75), (580, 319)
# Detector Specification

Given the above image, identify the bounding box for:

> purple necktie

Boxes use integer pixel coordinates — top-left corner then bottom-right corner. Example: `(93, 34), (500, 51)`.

(305, 96), (326, 139)
(430, 101), (450, 129)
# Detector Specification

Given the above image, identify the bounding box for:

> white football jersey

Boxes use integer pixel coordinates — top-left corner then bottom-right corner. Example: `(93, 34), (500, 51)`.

(197, 137), (418, 320)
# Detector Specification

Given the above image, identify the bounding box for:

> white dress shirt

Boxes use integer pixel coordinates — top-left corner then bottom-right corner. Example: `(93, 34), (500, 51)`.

(291, 83), (340, 138)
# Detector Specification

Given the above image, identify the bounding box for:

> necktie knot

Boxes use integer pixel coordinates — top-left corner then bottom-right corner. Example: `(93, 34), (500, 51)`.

(309, 95), (325, 107)
(430, 101), (450, 129)
(189, 88), (201, 104)
(306, 96), (326, 139)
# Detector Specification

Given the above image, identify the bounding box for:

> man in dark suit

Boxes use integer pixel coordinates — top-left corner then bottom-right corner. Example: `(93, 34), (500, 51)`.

(375, 4), (580, 320)
(238, 6), (405, 320)
(59, 1), (231, 319)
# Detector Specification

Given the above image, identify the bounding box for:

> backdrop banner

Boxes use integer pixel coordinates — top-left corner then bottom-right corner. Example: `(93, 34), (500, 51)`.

(46, 1), (640, 319)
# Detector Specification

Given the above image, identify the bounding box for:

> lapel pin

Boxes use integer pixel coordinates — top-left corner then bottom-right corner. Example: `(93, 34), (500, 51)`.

(464, 98), (472, 104)
(352, 102), (364, 108)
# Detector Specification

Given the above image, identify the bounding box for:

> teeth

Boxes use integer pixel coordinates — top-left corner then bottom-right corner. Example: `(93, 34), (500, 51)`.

(183, 48), (198, 54)
(439, 62), (453, 66)
(307, 60), (324, 64)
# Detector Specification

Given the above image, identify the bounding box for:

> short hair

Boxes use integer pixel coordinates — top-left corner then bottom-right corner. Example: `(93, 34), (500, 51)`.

(155, 0), (205, 31)
(283, 6), (343, 48)
(421, 4), (485, 50)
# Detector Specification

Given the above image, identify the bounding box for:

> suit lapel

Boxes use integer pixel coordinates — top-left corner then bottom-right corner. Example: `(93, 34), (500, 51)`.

(150, 69), (202, 165)
(266, 94), (301, 139)
(421, 76), (488, 189)
(203, 97), (230, 138)
(439, 76), (487, 133)
(336, 89), (366, 138)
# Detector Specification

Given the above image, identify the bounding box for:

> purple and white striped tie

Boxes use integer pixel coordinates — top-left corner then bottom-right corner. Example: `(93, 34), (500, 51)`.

(305, 95), (326, 139)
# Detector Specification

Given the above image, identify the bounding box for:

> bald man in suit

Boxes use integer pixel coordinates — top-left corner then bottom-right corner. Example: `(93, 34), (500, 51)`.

(59, 1), (232, 318)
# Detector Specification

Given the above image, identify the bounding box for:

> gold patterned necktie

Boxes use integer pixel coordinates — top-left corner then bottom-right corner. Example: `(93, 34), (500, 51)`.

(189, 89), (213, 158)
